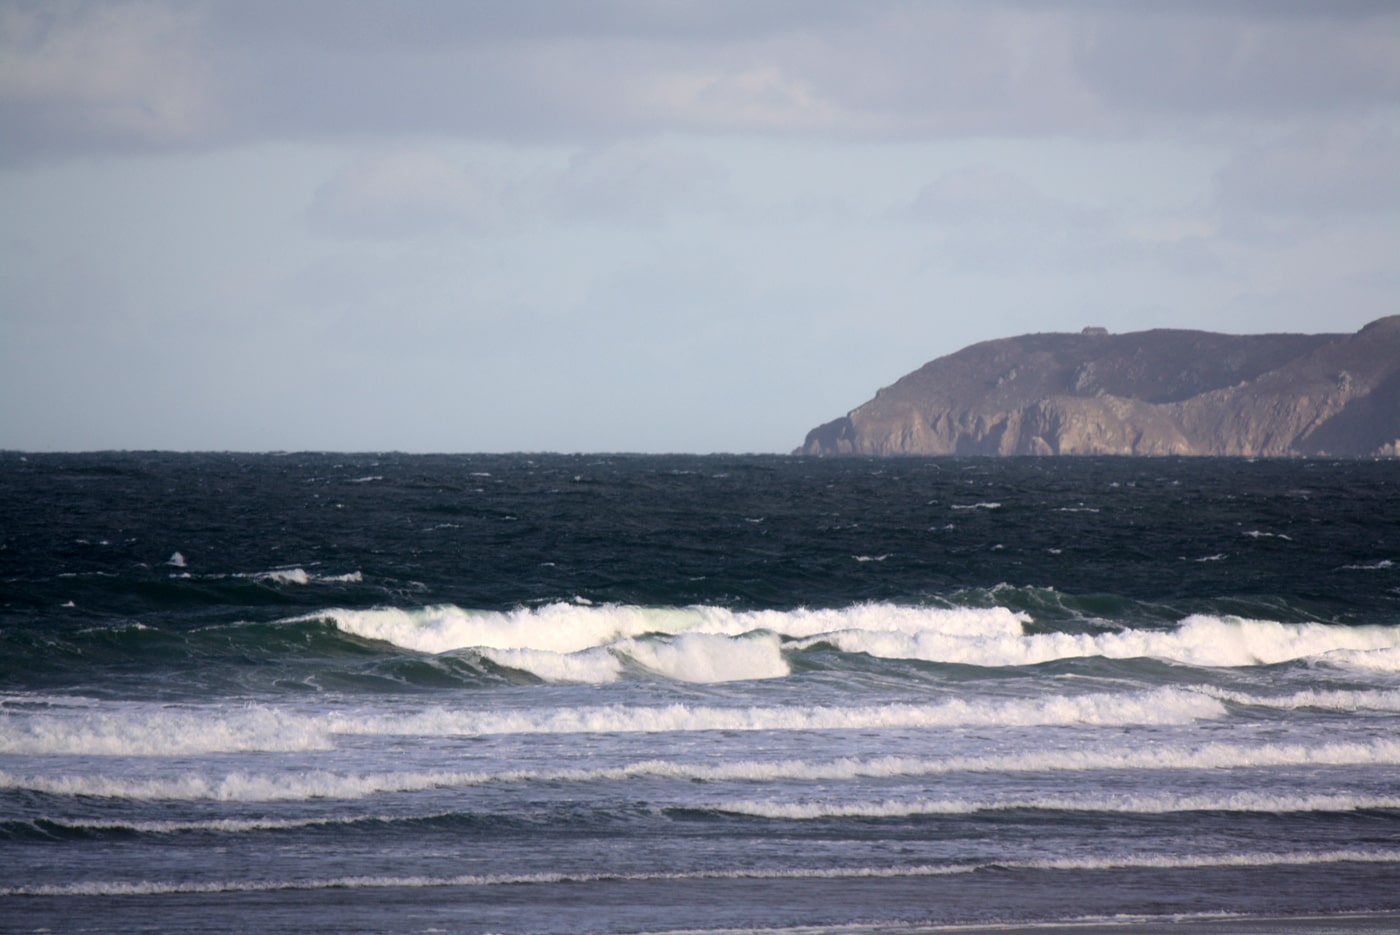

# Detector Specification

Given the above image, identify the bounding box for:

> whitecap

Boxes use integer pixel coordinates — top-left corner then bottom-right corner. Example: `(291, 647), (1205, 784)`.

(615, 632), (789, 683)
(0, 704), (332, 756)
(313, 602), (1400, 674)
(716, 791), (1400, 820)
(4, 850), (1397, 897)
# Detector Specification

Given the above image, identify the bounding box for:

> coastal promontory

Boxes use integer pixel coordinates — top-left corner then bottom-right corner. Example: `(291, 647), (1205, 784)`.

(799, 316), (1400, 457)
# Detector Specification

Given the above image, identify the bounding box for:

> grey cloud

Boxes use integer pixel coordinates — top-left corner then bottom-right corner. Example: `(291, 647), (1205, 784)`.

(4, 0), (1400, 165)
(0, 1), (219, 163)
(908, 165), (1123, 273)
(1073, 6), (1400, 121)
(210, 0), (865, 47)
(550, 142), (731, 223)
(307, 150), (514, 240)
(908, 165), (1235, 282)
(306, 141), (730, 241)
(1214, 125), (1400, 217)
(911, 166), (1060, 224)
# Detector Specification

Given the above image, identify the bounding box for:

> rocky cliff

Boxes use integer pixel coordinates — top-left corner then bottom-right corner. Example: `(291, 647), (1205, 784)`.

(799, 316), (1400, 457)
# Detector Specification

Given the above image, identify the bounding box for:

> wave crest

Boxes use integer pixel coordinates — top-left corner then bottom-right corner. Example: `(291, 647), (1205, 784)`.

(313, 602), (1400, 678)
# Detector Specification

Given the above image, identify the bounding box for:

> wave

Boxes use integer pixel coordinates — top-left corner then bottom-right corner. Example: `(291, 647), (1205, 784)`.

(1199, 687), (1400, 712)
(235, 568), (363, 585)
(6, 849), (1398, 897)
(714, 792), (1400, 820)
(0, 704), (335, 756)
(794, 613), (1400, 670)
(1, 814), (381, 836)
(0, 687), (1225, 757)
(315, 603), (1400, 680)
(7, 737), (1399, 803)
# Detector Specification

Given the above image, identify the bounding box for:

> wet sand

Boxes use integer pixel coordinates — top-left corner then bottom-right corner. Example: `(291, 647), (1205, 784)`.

(906, 913), (1400, 934)
(654, 914), (1400, 935)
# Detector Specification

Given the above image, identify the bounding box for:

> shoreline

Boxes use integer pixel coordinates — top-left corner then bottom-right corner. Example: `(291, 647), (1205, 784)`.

(645, 913), (1400, 935)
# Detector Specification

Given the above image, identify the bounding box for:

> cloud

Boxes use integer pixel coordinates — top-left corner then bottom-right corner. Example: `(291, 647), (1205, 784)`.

(550, 141), (730, 223)
(307, 140), (732, 240)
(1073, 4), (1400, 121)
(307, 150), (511, 240)
(908, 164), (1125, 272)
(1214, 124), (1400, 217)
(5, 1), (1399, 165)
(911, 165), (1060, 224)
(0, 1), (216, 163)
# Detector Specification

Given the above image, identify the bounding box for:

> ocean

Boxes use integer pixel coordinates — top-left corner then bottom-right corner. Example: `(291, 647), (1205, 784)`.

(2, 451), (1398, 934)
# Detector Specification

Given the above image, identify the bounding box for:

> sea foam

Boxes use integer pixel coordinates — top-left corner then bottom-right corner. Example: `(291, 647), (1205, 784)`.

(797, 610), (1400, 669)
(716, 791), (1400, 819)
(0, 704), (333, 756)
(5, 849), (1398, 897)
(316, 603), (1400, 675)
(0, 687), (1226, 760)
(12, 736), (1395, 802)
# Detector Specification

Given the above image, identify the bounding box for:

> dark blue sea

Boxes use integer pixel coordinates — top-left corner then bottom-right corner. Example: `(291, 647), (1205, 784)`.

(2, 452), (1399, 933)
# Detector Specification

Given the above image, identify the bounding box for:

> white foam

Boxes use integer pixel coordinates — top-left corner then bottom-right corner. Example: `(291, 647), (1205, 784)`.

(248, 568), (311, 585)
(15, 735), (1400, 803)
(358, 686), (1220, 737)
(18, 815), (381, 834)
(0, 686), (1225, 763)
(478, 646), (624, 683)
(951, 502), (1001, 510)
(318, 603), (1400, 673)
(1200, 687), (1400, 712)
(718, 792), (1400, 820)
(0, 705), (333, 756)
(801, 613), (1400, 670)
(475, 632), (789, 684)
(617, 632), (789, 683)
(319, 602), (1029, 656)
(1319, 646), (1400, 671)
(228, 568), (360, 585)
(594, 737), (1400, 785)
(1342, 559), (1393, 571)
(5, 849), (1398, 897)
(0, 686), (1224, 761)
(0, 769), (465, 801)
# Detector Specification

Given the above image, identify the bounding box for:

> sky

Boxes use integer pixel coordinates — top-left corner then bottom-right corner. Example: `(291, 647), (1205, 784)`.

(2, 1), (1398, 453)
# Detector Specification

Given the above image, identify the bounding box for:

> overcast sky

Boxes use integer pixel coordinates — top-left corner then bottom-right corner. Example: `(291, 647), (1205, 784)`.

(3, 1), (1398, 453)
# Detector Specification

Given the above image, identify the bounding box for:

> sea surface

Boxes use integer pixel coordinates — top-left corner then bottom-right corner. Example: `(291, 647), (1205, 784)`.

(2, 452), (1398, 934)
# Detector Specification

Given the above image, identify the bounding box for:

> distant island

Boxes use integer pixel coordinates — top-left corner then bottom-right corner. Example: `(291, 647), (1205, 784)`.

(799, 316), (1400, 457)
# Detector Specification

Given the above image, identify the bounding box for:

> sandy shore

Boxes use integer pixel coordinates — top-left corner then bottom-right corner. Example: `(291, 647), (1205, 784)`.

(651, 914), (1400, 935)
(903, 913), (1400, 934)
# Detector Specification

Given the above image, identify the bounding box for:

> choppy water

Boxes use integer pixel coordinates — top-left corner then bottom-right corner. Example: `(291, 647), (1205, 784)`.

(2, 452), (1398, 933)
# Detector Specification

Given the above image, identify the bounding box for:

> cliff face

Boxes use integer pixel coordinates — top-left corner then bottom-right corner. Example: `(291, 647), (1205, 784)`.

(799, 316), (1400, 457)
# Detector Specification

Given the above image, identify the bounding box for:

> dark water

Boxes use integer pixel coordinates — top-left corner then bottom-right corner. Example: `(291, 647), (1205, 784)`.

(2, 452), (1399, 933)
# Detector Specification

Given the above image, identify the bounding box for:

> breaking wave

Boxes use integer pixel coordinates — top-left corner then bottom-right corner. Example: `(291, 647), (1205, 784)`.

(6, 737), (1399, 802)
(5, 849), (1398, 898)
(0, 686), (1227, 758)
(316, 603), (1400, 680)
